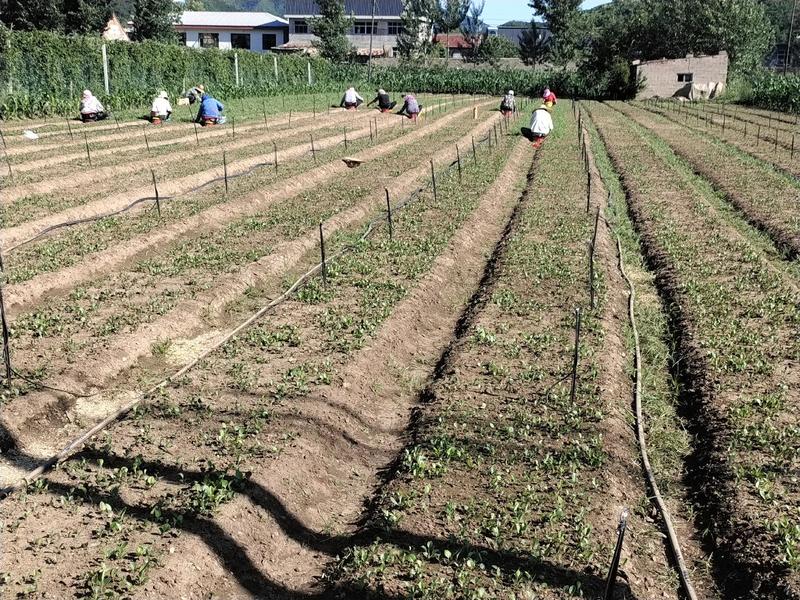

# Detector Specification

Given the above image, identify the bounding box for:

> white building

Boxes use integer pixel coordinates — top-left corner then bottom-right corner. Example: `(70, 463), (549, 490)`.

(175, 11), (289, 53)
(281, 0), (404, 56)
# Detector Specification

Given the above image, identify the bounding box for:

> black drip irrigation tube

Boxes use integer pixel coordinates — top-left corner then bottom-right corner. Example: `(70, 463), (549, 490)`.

(578, 103), (699, 600)
(0, 114), (506, 499)
(4, 98), (469, 255)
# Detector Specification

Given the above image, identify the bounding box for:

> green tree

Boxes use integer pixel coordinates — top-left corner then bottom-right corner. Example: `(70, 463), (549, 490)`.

(529, 0), (582, 65)
(435, 0), (470, 56)
(460, 0), (485, 60)
(131, 0), (179, 42)
(64, 0), (115, 34)
(0, 0), (64, 31)
(396, 0), (436, 61)
(475, 35), (519, 66)
(309, 0), (353, 63)
(183, 0), (206, 9)
(519, 23), (549, 66)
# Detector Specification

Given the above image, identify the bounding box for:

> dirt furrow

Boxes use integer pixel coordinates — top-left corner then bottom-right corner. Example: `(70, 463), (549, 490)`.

(0, 112), (504, 476)
(590, 101), (800, 599)
(5, 104), (492, 312)
(4, 110), (325, 159)
(614, 102), (800, 259)
(135, 135), (532, 599)
(3, 111), (390, 250)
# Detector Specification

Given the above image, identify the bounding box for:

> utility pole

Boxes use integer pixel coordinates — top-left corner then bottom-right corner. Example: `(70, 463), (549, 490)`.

(367, 0), (377, 82)
(786, 0), (798, 75)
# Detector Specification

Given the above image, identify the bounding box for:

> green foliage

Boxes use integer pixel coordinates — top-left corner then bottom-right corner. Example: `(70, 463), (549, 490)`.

(396, 0), (437, 61)
(474, 35), (519, 66)
(739, 68), (800, 112)
(65, 0), (115, 35)
(0, 0), (64, 31)
(519, 23), (549, 66)
(131, 0), (180, 42)
(309, 0), (354, 63)
(529, 0), (583, 65)
(459, 0), (486, 61)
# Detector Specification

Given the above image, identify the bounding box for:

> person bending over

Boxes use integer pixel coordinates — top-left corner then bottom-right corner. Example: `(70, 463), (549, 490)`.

(196, 91), (226, 126)
(340, 87), (364, 110)
(150, 91), (172, 124)
(79, 89), (108, 123)
(397, 93), (422, 120)
(367, 89), (396, 112)
(521, 104), (554, 149)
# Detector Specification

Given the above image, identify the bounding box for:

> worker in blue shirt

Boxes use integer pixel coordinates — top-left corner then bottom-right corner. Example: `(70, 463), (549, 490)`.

(195, 87), (226, 126)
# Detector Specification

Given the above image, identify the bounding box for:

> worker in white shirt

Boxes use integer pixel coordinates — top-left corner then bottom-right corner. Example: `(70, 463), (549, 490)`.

(340, 87), (364, 110)
(150, 91), (172, 124)
(521, 104), (554, 148)
(79, 89), (108, 122)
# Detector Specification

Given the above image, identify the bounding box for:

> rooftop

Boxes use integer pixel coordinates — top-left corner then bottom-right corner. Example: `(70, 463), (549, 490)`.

(176, 11), (288, 29)
(284, 0), (404, 17)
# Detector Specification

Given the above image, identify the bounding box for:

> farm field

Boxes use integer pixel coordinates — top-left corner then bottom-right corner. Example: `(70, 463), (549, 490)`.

(0, 92), (798, 600)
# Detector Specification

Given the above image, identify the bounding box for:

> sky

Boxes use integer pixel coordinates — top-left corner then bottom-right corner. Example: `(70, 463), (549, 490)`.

(482, 0), (611, 27)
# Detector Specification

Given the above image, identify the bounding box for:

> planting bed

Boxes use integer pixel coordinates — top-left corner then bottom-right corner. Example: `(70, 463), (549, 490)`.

(3, 91), (795, 600)
(589, 100), (800, 599)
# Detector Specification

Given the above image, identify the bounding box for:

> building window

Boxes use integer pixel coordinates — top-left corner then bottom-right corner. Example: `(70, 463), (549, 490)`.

(387, 21), (402, 35)
(231, 33), (251, 49)
(354, 21), (374, 35)
(178, 32), (187, 45)
(294, 20), (308, 34)
(262, 33), (277, 51)
(677, 72), (694, 83)
(200, 32), (219, 48)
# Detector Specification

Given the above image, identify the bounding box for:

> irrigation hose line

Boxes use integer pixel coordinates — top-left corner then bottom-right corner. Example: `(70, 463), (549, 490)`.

(578, 106), (699, 599)
(3, 98), (469, 254)
(615, 235), (699, 600)
(0, 115), (509, 499)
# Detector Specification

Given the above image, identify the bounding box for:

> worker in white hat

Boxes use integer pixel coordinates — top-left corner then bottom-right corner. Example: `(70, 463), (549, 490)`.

(500, 89), (515, 116)
(79, 89), (107, 122)
(150, 91), (172, 124)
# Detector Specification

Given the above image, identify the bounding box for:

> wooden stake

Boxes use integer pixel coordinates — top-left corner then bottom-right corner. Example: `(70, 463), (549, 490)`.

(430, 159), (437, 202)
(456, 145), (462, 183)
(385, 188), (393, 241)
(194, 122), (200, 145)
(0, 246), (11, 382)
(151, 169), (161, 218)
(472, 135), (477, 161)
(570, 307), (581, 403)
(66, 119), (74, 141)
(319, 222), (327, 286)
(223, 151), (229, 194)
(273, 141), (278, 174)
(343, 126), (348, 149)
(143, 127), (151, 154)
(310, 133), (317, 164)
(83, 131), (92, 167)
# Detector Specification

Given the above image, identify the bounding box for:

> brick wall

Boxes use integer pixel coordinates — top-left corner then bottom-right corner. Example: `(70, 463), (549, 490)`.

(634, 52), (728, 98)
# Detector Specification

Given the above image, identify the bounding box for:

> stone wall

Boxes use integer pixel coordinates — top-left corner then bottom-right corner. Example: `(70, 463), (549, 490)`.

(634, 52), (729, 99)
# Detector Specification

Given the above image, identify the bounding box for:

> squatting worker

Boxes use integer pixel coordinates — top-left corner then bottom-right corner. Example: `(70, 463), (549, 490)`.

(397, 93), (422, 121)
(79, 89), (108, 122)
(521, 104), (554, 149)
(367, 89), (397, 112)
(150, 91), (172, 124)
(340, 87), (364, 110)
(543, 86), (558, 108)
(196, 90), (226, 126)
(500, 90), (515, 116)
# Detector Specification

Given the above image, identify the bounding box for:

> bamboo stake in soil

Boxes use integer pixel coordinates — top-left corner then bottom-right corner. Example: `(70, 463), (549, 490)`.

(319, 221), (328, 286)
(143, 127), (151, 154)
(385, 188), (393, 241)
(569, 307), (581, 403)
(223, 151), (229, 194)
(343, 126), (348, 150)
(193, 122), (200, 145)
(310, 133), (317, 164)
(603, 508), (629, 600)
(150, 169), (161, 218)
(273, 141), (278, 174)
(456, 144), (462, 183)
(0, 247), (11, 382)
(0, 128), (6, 149)
(83, 131), (92, 167)
(472, 135), (477, 161)
(66, 119), (74, 141)
(430, 159), (437, 202)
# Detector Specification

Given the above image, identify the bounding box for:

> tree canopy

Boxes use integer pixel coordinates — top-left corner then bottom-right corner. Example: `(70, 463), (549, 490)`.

(131, 0), (179, 42)
(309, 0), (353, 63)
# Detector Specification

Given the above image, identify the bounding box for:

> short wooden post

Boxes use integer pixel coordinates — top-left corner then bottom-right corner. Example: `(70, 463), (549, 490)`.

(310, 133), (317, 164)
(223, 151), (229, 194)
(343, 126), (348, 150)
(456, 145), (462, 183)
(194, 122), (200, 145)
(0, 247), (11, 382)
(430, 159), (437, 202)
(318, 222), (327, 286)
(569, 308), (581, 403)
(273, 141), (278, 174)
(472, 136), (477, 161)
(83, 131), (92, 167)
(143, 127), (151, 154)
(66, 119), (74, 141)
(385, 188), (393, 241)
(151, 169), (161, 218)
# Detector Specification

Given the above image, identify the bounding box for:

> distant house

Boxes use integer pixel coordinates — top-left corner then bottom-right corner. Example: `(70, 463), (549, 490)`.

(632, 52), (729, 99)
(433, 33), (472, 59)
(175, 11), (289, 53)
(281, 0), (405, 57)
(103, 14), (130, 42)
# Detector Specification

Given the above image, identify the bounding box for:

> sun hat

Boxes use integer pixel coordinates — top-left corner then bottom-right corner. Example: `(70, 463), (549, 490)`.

(508, 90), (514, 95)
(159, 91), (169, 99)
(82, 89), (92, 98)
